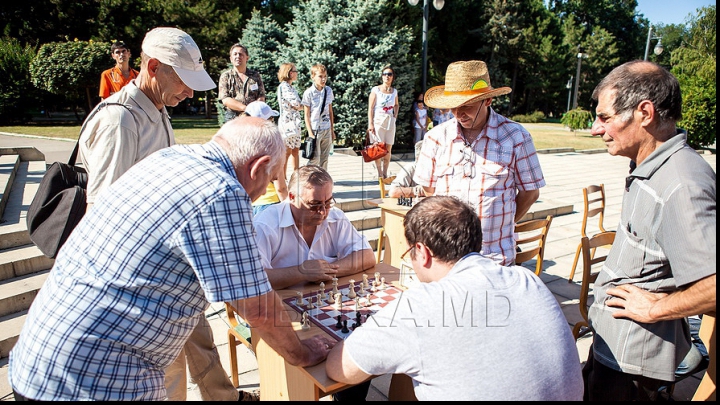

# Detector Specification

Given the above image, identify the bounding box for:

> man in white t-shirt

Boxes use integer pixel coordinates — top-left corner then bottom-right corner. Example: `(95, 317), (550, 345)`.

(326, 196), (583, 401)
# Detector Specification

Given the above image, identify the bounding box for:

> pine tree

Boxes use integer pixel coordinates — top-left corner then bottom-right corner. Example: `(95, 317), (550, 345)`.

(278, 0), (415, 148)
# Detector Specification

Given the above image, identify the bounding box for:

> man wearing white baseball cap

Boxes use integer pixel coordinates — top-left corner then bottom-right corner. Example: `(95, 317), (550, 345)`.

(76, 28), (248, 401)
(245, 100), (280, 120)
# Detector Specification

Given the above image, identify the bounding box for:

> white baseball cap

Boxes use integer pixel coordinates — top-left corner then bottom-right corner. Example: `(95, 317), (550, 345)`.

(245, 101), (279, 120)
(141, 27), (216, 91)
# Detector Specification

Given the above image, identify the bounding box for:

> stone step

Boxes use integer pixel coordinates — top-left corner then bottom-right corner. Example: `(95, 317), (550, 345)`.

(0, 269), (49, 319)
(0, 245), (54, 282)
(0, 159), (46, 251)
(0, 310), (27, 359)
(0, 154), (20, 220)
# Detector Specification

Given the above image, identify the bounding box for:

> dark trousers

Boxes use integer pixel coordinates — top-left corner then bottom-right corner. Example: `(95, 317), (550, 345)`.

(332, 380), (372, 401)
(13, 390), (37, 401)
(583, 347), (670, 401)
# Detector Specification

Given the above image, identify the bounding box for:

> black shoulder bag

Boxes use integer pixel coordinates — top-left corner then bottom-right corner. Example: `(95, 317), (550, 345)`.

(26, 102), (130, 258)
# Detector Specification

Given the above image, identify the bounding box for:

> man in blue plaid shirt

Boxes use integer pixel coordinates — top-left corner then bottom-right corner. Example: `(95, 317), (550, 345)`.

(8, 116), (336, 401)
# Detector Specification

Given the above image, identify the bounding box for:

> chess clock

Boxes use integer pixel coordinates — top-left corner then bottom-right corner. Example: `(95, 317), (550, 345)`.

(399, 260), (419, 289)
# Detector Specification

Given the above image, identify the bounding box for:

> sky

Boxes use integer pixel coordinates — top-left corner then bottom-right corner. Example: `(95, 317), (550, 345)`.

(636, 0), (716, 25)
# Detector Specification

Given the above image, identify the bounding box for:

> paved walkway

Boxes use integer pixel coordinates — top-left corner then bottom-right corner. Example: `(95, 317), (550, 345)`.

(0, 133), (715, 401)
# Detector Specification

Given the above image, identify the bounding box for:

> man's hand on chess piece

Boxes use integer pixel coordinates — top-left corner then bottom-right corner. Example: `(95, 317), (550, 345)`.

(299, 259), (340, 283)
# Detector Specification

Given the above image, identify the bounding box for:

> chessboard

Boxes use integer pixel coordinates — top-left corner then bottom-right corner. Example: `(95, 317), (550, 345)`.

(282, 274), (404, 342)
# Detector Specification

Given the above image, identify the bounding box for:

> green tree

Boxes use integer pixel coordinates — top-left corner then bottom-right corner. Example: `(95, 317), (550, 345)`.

(0, 37), (39, 124)
(671, 5), (716, 148)
(240, 9), (286, 111)
(29, 40), (110, 118)
(279, 0), (415, 148)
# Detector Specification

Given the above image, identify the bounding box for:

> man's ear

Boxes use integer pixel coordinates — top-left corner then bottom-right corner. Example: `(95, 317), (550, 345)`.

(415, 243), (433, 268)
(248, 155), (272, 180)
(637, 99), (655, 128)
(146, 58), (161, 77)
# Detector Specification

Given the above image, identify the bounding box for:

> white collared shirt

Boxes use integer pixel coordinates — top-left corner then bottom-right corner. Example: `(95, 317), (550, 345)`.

(254, 201), (370, 269)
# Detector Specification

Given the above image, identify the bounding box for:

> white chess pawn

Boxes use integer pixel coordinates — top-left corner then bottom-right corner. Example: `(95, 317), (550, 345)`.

(316, 292), (323, 307)
(307, 295), (315, 309)
(333, 293), (342, 311)
(296, 291), (306, 306)
(374, 272), (381, 283)
(379, 277), (387, 290)
(348, 279), (357, 299)
(362, 274), (369, 289)
(327, 292), (335, 304)
(358, 282), (366, 296)
(354, 296), (361, 312)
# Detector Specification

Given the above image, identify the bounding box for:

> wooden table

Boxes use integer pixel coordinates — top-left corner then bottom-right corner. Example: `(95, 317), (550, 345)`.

(254, 262), (416, 401)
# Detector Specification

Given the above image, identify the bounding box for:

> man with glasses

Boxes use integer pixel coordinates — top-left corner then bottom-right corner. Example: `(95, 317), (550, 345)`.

(98, 41), (139, 100)
(254, 165), (375, 290)
(414, 60), (545, 266)
(326, 196), (583, 400)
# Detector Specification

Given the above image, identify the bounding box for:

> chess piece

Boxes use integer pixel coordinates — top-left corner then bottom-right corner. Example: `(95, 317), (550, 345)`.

(348, 279), (356, 299)
(301, 312), (310, 330)
(341, 319), (350, 333)
(331, 278), (339, 295)
(319, 282), (327, 299)
(358, 282), (366, 296)
(362, 274), (369, 289)
(335, 315), (343, 329)
(379, 277), (387, 290)
(327, 292), (335, 304)
(316, 292), (323, 307)
(354, 296), (361, 312)
(374, 272), (381, 282)
(306, 295), (315, 309)
(296, 291), (306, 307)
(333, 293), (342, 311)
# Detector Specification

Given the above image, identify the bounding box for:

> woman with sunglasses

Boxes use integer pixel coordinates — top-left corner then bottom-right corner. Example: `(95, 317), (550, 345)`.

(367, 65), (399, 179)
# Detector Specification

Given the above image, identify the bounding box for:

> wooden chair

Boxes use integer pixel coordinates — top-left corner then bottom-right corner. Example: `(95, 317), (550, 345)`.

(376, 176), (396, 263)
(568, 184), (610, 282)
(692, 312), (716, 401)
(571, 231), (616, 340)
(225, 302), (255, 388)
(515, 215), (553, 276)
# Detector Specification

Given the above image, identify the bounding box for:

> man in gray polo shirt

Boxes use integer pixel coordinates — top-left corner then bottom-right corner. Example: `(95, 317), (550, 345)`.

(584, 60), (716, 400)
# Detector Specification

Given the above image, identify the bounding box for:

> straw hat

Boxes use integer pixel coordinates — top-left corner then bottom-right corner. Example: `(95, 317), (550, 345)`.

(424, 61), (511, 109)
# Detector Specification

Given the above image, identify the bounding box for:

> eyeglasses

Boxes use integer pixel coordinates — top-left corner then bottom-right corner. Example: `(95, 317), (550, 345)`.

(400, 246), (415, 261)
(462, 145), (476, 178)
(300, 197), (336, 212)
(382, 72), (394, 76)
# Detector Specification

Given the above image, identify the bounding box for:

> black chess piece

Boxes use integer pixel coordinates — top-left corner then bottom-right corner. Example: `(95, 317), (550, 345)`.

(341, 319), (349, 333)
(335, 315), (343, 329)
(355, 313), (362, 327)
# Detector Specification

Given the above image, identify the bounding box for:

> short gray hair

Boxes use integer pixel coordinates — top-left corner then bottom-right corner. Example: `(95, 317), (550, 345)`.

(212, 116), (285, 175)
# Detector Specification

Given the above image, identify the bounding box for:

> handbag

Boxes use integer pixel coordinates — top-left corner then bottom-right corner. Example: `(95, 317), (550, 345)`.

(26, 102), (129, 258)
(302, 137), (316, 159)
(26, 142), (87, 258)
(361, 130), (389, 163)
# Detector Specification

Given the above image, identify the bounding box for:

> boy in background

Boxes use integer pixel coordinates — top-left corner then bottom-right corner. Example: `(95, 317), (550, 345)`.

(302, 63), (335, 170)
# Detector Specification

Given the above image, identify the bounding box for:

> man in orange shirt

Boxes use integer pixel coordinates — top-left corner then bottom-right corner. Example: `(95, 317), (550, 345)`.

(98, 41), (139, 100)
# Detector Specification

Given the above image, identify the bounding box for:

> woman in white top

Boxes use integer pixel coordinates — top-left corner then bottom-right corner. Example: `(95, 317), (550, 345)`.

(276, 62), (303, 177)
(367, 65), (399, 179)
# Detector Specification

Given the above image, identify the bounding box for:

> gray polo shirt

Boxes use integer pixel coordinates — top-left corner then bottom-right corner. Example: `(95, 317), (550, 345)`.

(589, 131), (716, 381)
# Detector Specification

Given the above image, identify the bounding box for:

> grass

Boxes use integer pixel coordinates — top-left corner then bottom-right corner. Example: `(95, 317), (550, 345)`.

(0, 116), (607, 152)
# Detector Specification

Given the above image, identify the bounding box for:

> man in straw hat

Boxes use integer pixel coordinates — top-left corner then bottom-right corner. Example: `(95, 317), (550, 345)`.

(414, 60), (545, 266)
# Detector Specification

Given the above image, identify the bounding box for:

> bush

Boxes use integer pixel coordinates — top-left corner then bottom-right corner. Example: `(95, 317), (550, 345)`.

(0, 37), (38, 124)
(561, 108), (593, 132)
(510, 111), (545, 123)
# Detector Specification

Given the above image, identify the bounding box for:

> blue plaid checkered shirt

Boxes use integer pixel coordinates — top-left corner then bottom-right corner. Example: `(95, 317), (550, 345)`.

(9, 141), (271, 400)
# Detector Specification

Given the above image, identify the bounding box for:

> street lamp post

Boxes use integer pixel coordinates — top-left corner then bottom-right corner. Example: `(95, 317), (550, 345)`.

(566, 76), (573, 113)
(572, 48), (588, 110)
(408, 0), (445, 93)
(644, 25), (664, 60)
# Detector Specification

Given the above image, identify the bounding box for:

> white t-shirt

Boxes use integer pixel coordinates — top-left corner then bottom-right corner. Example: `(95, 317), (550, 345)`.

(343, 253), (584, 401)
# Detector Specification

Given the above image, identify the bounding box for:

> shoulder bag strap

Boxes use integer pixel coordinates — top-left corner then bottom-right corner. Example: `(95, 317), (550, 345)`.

(71, 101), (132, 166)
